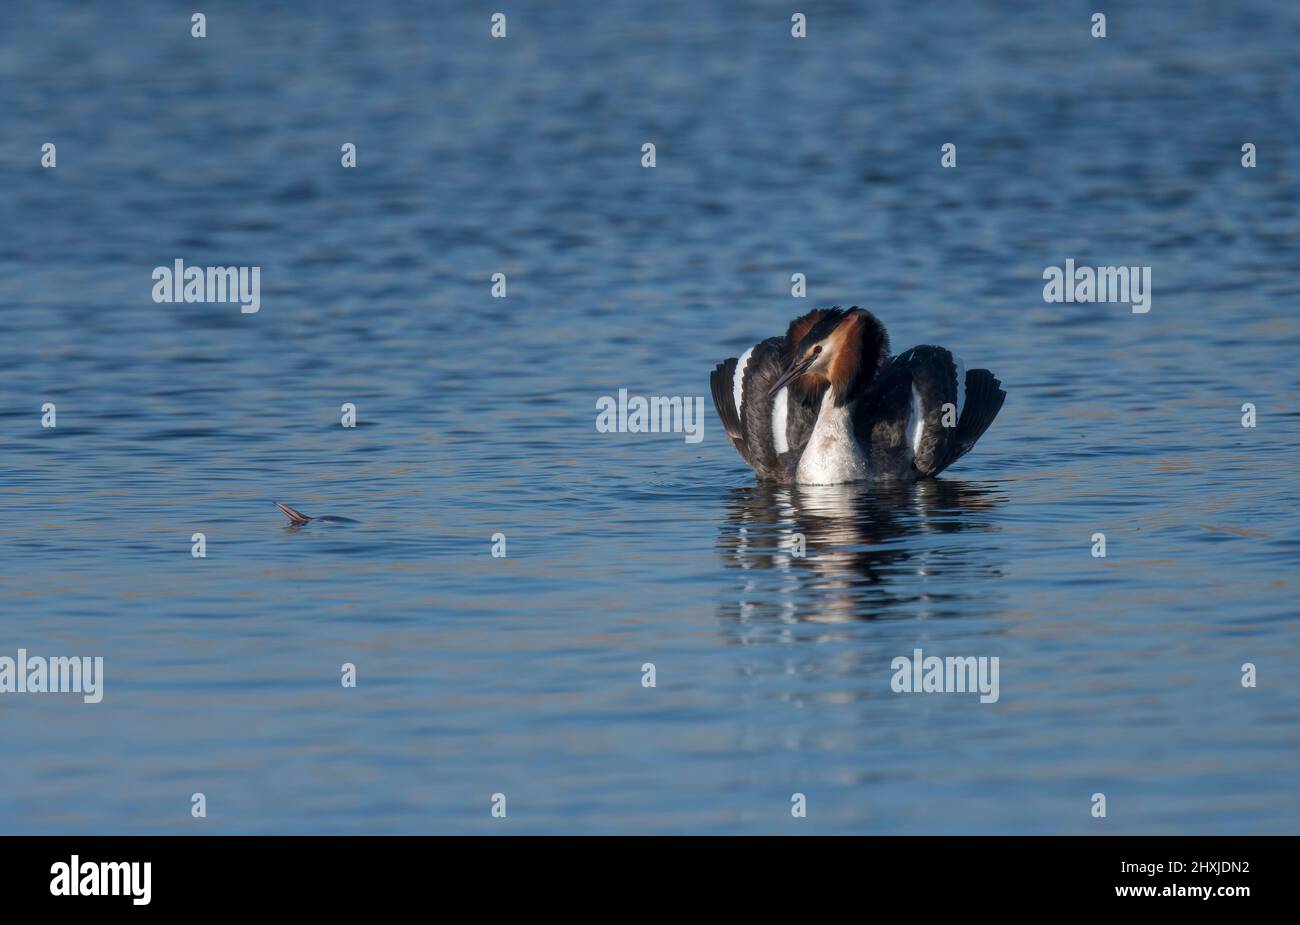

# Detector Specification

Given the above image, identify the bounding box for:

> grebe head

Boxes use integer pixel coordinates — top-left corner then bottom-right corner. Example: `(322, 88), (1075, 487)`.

(769, 307), (889, 401)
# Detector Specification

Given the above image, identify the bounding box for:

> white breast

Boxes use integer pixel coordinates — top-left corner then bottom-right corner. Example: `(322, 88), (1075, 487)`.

(795, 392), (870, 484)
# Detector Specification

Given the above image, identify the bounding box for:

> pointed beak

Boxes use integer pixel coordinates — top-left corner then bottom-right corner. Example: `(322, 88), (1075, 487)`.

(769, 355), (816, 397)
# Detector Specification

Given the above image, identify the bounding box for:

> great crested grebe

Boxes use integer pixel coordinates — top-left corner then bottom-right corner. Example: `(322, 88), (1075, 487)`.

(710, 307), (1005, 484)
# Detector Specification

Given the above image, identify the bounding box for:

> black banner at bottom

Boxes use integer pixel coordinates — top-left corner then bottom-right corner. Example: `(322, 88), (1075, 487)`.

(1, 835), (1286, 911)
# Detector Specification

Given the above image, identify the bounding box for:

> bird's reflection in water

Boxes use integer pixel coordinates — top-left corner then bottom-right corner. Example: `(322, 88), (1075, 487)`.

(718, 480), (1007, 630)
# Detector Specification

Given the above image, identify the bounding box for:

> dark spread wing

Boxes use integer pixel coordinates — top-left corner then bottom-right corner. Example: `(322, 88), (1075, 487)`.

(857, 346), (1004, 477)
(710, 338), (788, 479)
(710, 337), (822, 480)
(710, 355), (746, 453)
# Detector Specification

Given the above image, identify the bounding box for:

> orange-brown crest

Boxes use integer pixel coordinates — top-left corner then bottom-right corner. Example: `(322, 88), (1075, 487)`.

(827, 311), (864, 389)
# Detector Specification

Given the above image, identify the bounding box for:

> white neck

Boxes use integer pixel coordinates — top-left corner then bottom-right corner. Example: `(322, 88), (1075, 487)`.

(796, 391), (869, 484)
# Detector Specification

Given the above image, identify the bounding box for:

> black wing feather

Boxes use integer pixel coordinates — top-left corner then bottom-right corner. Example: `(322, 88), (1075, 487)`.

(710, 356), (746, 458)
(858, 346), (1003, 477)
(710, 336), (823, 480)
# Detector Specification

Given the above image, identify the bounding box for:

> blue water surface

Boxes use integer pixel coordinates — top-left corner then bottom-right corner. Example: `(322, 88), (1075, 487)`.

(1, 1), (1297, 833)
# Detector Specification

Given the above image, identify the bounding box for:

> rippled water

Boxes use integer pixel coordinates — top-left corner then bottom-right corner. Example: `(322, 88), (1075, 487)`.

(2, 2), (1298, 833)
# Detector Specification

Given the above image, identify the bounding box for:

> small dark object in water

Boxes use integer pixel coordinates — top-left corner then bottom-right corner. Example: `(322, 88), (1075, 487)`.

(274, 501), (357, 526)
